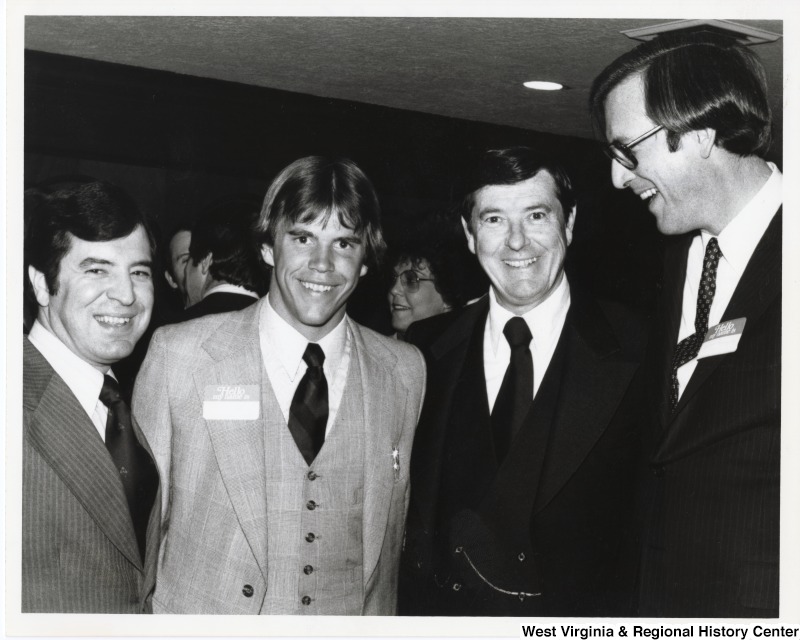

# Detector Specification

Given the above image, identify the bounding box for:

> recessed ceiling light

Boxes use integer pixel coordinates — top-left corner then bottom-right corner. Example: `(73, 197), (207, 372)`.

(523, 81), (564, 91)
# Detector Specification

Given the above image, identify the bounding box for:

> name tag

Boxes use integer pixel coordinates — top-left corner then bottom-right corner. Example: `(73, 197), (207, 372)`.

(697, 318), (747, 360)
(202, 385), (260, 420)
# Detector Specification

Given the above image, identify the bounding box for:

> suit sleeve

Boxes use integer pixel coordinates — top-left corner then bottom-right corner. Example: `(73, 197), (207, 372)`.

(132, 328), (173, 532)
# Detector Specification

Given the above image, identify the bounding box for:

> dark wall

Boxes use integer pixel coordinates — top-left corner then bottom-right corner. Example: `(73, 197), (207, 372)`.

(24, 49), (663, 333)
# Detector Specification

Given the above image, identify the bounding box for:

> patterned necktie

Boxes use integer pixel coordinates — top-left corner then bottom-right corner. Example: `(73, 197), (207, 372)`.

(99, 375), (158, 562)
(491, 317), (534, 462)
(669, 237), (722, 411)
(288, 343), (329, 465)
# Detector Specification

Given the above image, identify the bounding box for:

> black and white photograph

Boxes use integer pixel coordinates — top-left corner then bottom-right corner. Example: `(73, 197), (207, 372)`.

(4, 1), (798, 638)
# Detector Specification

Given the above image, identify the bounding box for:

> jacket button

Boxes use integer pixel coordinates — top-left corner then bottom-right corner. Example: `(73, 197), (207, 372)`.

(652, 465), (665, 477)
(307, 471), (318, 481)
(305, 532), (316, 542)
(454, 546), (463, 554)
(242, 584), (254, 597)
(301, 595), (312, 605)
(303, 564), (314, 575)
(306, 500), (317, 510)
(518, 553), (526, 562)
(452, 583), (462, 591)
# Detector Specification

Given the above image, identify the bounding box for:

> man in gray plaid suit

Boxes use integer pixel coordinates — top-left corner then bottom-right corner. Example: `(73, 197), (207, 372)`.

(134, 156), (426, 614)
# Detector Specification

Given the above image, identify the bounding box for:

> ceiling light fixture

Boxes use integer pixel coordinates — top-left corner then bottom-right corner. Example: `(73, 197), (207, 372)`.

(523, 81), (564, 91)
(621, 19), (781, 45)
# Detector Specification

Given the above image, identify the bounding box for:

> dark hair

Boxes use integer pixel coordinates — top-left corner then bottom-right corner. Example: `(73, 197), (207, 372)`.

(589, 32), (772, 156)
(387, 213), (484, 310)
(164, 223), (193, 279)
(460, 147), (576, 232)
(255, 156), (386, 269)
(189, 196), (270, 295)
(24, 180), (156, 326)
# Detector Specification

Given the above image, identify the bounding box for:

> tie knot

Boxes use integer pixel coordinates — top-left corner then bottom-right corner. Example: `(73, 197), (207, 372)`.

(503, 317), (532, 350)
(99, 375), (122, 408)
(303, 343), (325, 369)
(705, 237), (721, 263)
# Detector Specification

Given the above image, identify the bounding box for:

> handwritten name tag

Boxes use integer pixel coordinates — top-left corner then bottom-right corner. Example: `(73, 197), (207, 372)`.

(202, 385), (260, 420)
(697, 317), (747, 360)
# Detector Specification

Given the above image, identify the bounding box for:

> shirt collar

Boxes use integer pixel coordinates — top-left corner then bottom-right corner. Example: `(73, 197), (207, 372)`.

(261, 294), (348, 381)
(487, 275), (571, 354)
(705, 162), (782, 277)
(203, 283), (259, 300)
(28, 320), (109, 415)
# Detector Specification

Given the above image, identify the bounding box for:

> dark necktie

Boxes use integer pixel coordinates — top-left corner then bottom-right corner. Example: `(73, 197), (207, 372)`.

(288, 343), (329, 465)
(99, 375), (158, 562)
(670, 237), (722, 411)
(491, 317), (534, 462)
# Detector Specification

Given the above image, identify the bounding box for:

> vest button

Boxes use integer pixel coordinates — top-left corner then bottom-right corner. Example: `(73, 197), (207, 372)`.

(301, 595), (312, 605)
(303, 564), (314, 575)
(242, 584), (254, 597)
(307, 471), (318, 481)
(305, 532), (316, 542)
(306, 500), (317, 510)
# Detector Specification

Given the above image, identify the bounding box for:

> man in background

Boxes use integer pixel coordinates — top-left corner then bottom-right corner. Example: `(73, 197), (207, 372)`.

(590, 31), (781, 617)
(134, 156), (425, 614)
(182, 196), (268, 320)
(23, 180), (160, 612)
(163, 224), (191, 307)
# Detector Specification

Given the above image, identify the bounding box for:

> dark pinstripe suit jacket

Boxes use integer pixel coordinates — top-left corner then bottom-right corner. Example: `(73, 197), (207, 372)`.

(22, 338), (160, 613)
(639, 211), (781, 617)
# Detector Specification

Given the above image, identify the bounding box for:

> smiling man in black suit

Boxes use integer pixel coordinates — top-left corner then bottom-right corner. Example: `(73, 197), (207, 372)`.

(400, 147), (646, 616)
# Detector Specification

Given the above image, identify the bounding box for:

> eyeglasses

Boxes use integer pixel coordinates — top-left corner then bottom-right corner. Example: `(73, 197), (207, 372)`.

(391, 269), (435, 293)
(603, 124), (664, 170)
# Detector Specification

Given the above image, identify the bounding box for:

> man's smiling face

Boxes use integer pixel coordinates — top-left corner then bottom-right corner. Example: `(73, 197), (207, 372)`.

(31, 225), (154, 371)
(604, 72), (710, 235)
(464, 170), (575, 315)
(262, 212), (368, 341)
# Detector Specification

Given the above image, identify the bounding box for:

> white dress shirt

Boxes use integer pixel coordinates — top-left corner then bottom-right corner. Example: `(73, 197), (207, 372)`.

(484, 276), (571, 413)
(27, 320), (111, 441)
(202, 282), (259, 300)
(258, 295), (351, 434)
(675, 163), (782, 399)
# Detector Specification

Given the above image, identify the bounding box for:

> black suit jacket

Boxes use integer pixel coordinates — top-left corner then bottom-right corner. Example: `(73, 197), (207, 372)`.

(182, 291), (258, 321)
(401, 289), (646, 616)
(22, 338), (161, 612)
(639, 212), (781, 618)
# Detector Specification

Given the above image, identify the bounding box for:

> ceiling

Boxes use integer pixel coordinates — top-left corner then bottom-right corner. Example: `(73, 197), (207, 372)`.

(24, 16), (784, 142)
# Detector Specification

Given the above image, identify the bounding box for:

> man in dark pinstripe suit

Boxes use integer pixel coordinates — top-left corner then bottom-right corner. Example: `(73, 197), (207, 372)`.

(22, 181), (160, 612)
(591, 32), (781, 616)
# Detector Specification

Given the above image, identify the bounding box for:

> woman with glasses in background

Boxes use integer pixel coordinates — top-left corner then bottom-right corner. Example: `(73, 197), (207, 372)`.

(386, 213), (484, 340)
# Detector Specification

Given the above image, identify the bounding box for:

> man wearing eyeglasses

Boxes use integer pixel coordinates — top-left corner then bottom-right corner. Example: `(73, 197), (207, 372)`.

(399, 147), (646, 616)
(590, 32), (781, 617)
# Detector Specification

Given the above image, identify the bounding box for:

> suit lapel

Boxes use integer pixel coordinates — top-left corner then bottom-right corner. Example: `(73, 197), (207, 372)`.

(656, 236), (692, 429)
(533, 295), (639, 513)
(673, 211), (781, 415)
(410, 299), (488, 532)
(23, 339), (142, 569)
(194, 302), (269, 578)
(353, 322), (406, 588)
(480, 294), (639, 520)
